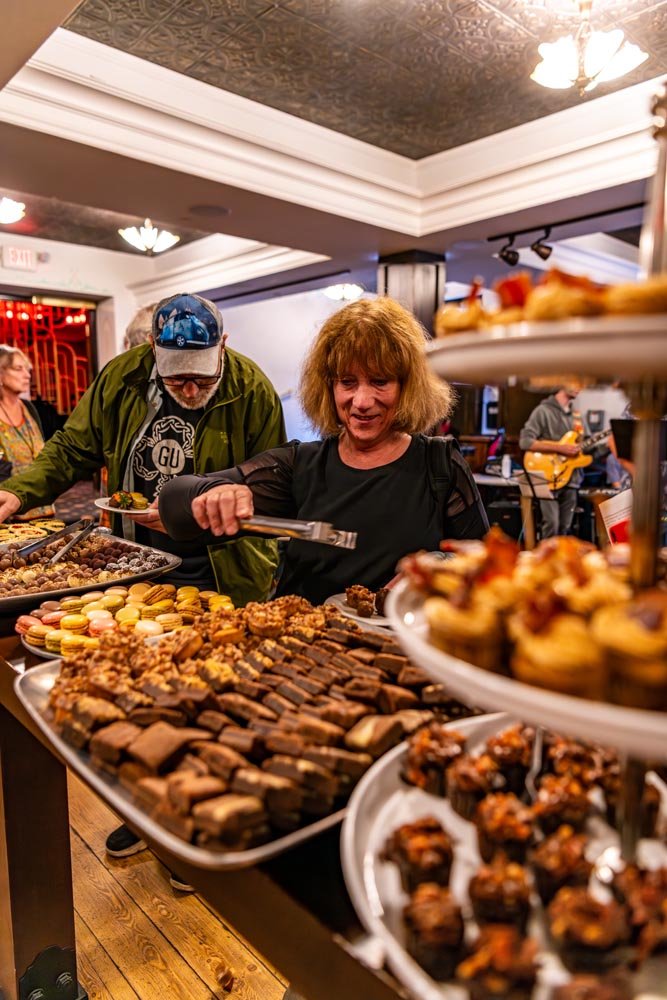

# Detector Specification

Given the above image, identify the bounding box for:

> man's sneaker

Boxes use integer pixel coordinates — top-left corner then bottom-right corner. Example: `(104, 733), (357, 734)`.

(169, 872), (195, 892)
(105, 824), (147, 858)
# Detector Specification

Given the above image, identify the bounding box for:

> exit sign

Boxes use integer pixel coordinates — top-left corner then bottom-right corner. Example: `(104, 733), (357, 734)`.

(1, 246), (36, 271)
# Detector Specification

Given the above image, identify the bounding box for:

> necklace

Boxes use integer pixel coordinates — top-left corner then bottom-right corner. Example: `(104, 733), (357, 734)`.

(0, 400), (36, 455)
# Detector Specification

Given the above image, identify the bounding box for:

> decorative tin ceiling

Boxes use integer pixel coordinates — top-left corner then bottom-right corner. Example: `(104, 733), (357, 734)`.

(65, 0), (667, 159)
(0, 188), (207, 252)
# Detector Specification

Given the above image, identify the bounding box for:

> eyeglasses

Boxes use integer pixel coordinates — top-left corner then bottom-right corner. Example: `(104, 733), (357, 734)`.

(159, 371), (221, 389)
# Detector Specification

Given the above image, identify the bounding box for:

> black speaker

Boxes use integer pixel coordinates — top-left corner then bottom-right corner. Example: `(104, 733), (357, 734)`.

(486, 500), (523, 541)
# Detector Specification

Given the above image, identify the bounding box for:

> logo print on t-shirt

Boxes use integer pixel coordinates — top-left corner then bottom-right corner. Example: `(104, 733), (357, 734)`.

(133, 415), (195, 494)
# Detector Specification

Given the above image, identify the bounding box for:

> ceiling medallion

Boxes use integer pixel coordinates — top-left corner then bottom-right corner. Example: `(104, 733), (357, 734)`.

(118, 218), (180, 254)
(531, 0), (648, 96)
(0, 197), (26, 224)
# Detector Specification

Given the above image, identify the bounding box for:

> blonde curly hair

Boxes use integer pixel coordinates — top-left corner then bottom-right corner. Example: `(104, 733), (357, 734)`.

(299, 297), (454, 436)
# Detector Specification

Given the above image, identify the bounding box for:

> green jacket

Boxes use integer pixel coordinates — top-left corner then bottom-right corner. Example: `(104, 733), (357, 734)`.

(1, 343), (286, 605)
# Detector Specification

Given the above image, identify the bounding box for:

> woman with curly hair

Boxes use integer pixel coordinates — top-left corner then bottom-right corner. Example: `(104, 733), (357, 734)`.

(158, 297), (487, 603)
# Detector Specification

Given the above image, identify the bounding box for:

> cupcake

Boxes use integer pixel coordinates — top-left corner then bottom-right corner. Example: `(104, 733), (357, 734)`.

(552, 971), (632, 1000)
(401, 722), (467, 796)
(611, 864), (667, 958)
(509, 599), (606, 700)
(534, 775), (590, 835)
(456, 925), (537, 1000)
(548, 887), (630, 973)
(382, 816), (453, 893)
(404, 883), (464, 980)
(591, 590), (667, 709)
(485, 725), (534, 795)
(424, 595), (505, 673)
(475, 793), (535, 864)
(468, 855), (532, 932)
(530, 824), (592, 904)
(546, 737), (606, 785)
(446, 753), (506, 821)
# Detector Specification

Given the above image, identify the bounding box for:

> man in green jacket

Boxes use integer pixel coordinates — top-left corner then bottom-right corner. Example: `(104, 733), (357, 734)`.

(0, 292), (286, 604)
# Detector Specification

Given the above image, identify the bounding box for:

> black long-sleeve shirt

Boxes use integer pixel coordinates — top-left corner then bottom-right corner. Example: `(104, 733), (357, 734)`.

(159, 435), (488, 604)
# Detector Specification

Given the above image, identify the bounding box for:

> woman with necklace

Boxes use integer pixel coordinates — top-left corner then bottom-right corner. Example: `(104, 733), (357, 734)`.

(0, 346), (54, 519)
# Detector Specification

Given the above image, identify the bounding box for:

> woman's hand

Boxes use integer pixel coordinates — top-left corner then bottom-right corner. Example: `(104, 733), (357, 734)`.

(191, 484), (254, 536)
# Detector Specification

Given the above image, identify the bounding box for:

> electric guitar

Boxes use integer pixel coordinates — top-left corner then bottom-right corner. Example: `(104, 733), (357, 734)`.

(523, 429), (610, 490)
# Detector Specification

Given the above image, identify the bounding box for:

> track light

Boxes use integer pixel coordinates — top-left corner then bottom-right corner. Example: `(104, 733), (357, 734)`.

(531, 227), (553, 261)
(498, 236), (520, 267)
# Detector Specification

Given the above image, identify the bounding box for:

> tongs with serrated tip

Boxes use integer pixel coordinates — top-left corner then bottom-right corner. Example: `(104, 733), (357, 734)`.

(13, 516), (96, 563)
(238, 515), (357, 550)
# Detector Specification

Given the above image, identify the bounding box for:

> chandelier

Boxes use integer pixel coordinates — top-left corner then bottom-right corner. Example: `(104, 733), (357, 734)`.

(531, 0), (648, 96)
(118, 218), (180, 254)
(0, 197), (26, 224)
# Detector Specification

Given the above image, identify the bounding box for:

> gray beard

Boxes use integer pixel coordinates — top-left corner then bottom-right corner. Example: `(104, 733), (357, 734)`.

(164, 379), (220, 410)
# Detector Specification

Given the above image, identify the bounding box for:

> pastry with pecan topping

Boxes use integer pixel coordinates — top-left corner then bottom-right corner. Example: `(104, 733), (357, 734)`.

(548, 887), (630, 973)
(404, 883), (464, 980)
(475, 792), (535, 864)
(446, 753), (505, 820)
(382, 816), (453, 893)
(456, 925), (537, 1000)
(530, 824), (592, 904)
(534, 774), (590, 834)
(468, 855), (532, 932)
(401, 722), (466, 796)
(485, 725), (534, 795)
(591, 589), (667, 710)
(552, 971), (632, 1000)
(612, 865), (667, 961)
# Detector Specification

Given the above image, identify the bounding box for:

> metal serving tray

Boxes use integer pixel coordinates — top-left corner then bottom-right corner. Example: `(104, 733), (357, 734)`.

(15, 660), (346, 870)
(0, 528), (181, 614)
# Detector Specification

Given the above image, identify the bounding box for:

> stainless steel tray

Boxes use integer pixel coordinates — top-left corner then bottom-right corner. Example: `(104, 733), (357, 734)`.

(0, 528), (181, 614)
(15, 660), (346, 870)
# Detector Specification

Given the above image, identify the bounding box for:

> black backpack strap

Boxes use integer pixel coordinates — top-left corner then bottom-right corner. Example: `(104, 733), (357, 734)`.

(426, 435), (458, 514)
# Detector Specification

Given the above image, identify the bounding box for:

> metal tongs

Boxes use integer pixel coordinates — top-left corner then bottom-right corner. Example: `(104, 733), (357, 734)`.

(14, 515), (97, 564)
(238, 515), (357, 550)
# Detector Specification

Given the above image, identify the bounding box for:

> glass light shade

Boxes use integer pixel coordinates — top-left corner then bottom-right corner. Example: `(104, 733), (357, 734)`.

(530, 36), (579, 88)
(587, 36), (649, 88)
(118, 218), (180, 254)
(0, 197), (26, 224)
(322, 283), (364, 301)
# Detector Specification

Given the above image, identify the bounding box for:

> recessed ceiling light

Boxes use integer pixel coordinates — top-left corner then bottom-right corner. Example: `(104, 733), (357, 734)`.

(187, 204), (230, 219)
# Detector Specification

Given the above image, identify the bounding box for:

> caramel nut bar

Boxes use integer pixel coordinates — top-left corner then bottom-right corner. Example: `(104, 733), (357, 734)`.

(343, 678), (382, 704)
(218, 726), (265, 759)
(230, 767), (303, 813)
(276, 680), (310, 706)
(263, 692), (295, 716)
(118, 761), (152, 789)
(264, 732), (306, 757)
(303, 745), (373, 779)
(344, 715), (403, 758)
(127, 722), (213, 773)
(134, 776), (168, 811)
(152, 800), (196, 842)
(89, 754), (118, 778)
(315, 700), (372, 729)
(167, 774), (227, 814)
(127, 706), (188, 727)
(197, 659), (237, 692)
(176, 753), (210, 776)
(293, 714), (346, 747)
(262, 755), (337, 796)
(195, 709), (234, 733)
(72, 696), (127, 731)
(89, 721), (143, 763)
(378, 685), (420, 714)
(374, 653), (409, 676)
(217, 692), (277, 723)
(192, 793), (267, 838)
(196, 742), (247, 780)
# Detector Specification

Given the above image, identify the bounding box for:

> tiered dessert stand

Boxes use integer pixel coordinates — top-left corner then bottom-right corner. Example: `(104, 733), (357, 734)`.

(389, 83), (667, 862)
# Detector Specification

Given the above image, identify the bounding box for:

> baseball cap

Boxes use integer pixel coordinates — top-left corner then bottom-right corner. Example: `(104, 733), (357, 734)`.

(152, 293), (223, 377)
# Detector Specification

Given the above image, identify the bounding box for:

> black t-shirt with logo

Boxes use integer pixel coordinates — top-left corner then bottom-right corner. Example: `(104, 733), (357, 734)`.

(132, 391), (216, 588)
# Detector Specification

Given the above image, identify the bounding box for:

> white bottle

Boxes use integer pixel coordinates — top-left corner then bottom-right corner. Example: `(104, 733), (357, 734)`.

(501, 454), (512, 479)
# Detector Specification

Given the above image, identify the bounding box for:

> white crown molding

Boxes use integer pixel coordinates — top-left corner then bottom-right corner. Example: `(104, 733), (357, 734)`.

(1, 29), (662, 241)
(128, 239), (328, 303)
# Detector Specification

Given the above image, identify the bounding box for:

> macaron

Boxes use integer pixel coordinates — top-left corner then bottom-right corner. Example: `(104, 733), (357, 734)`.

(176, 586), (200, 601)
(99, 595), (124, 612)
(59, 613), (89, 634)
(42, 610), (67, 627)
(60, 598), (85, 612)
(134, 619), (164, 637)
(44, 630), (65, 654)
(82, 636), (100, 649)
(41, 600), (62, 612)
(85, 609), (113, 622)
(116, 606), (140, 623)
(16, 614), (42, 635)
(80, 592), (104, 606)
(155, 613), (183, 631)
(88, 618), (118, 638)
(105, 587), (128, 597)
(32, 608), (49, 620)
(128, 582), (152, 599)
(26, 624), (55, 647)
(61, 634), (86, 656)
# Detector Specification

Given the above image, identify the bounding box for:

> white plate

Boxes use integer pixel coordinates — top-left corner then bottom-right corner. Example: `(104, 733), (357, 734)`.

(387, 580), (667, 761)
(94, 497), (151, 514)
(427, 313), (667, 385)
(341, 713), (667, 1000)
(325, 592), (392, 628)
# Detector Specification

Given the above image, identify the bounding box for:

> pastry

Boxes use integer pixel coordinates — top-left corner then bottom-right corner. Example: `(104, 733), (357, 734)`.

(474, 792), (535, 864)
(591, 590), (667, 709)
(530, 824), (592, 904)
(456, 925), (537, 1000)
(446, 753), (505, 820)
(404, 884), (464, 980)
(382, 816), (453, 893)
(468, 855), (532, 932)
(548, 887), (630, 973)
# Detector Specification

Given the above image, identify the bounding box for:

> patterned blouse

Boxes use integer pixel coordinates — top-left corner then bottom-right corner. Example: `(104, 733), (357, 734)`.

(0, 403), (54, 519)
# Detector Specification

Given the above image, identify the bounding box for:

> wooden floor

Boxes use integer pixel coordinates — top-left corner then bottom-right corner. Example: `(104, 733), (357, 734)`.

(68, 775), (288, 999)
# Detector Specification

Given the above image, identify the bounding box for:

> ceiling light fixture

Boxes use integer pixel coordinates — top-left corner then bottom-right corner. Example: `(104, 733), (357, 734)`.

(530, 227), (554, 261)
(531, 0), (648, 96)
(322, 283), (364, 301)
(498, 236), (520, 267)
(0, 197), (26, 225)
(118, 218), (180, 254)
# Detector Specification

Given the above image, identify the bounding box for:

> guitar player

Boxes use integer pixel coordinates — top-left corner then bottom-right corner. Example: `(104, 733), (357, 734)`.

(519, 386), (583, 538)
